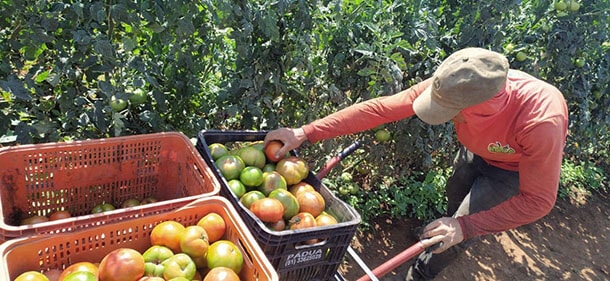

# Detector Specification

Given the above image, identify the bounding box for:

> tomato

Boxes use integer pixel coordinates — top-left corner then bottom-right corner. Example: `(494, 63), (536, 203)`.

(128, 88), (148, 105)
(150, 221), (186, 253)
(215, 155), (245, 181)
(43, 269), (63, 281)
(226, 179), (246, 198)
(238, 146), (266, 168)
(239, 166), (264, 187)
(207, 240), (244, 274)
(375, 129), (391, 142)
(162, 253), (196, 280)
(289, 182), (315, 197)
(268, 188), (300, 220)
(62, 271), (96, 281)
(266, 219), (286, 231)
(21, 215), (49, 225)
(258, 171), (287, 196)
(516, 51), (527, 62)
(208, 143), (229, 161)
(180, 225), (210, 259)
(264, 140), (285, 162)
(262, 163), (276, 173)
(275, 156), (309, 185)
(196, 212), (226, 243)
(142, 245), (174, 277)
(203, 267), (240, 281)
(239, 190), (265, 209)
(91, 203), (115, 214)
(58, 262), (98, 281)
(98, 248), (145, 281)
(140, 197), (158, 205)
(110, 96), (128, 112)
(138, 277), (165, 281)
(250, 197), (285, 223)
(296, 190), (326, 217)
(316, 212), (338, 226)
(121, 198), (141, 208)
(49, 210), (71, 221)
(288, 212), (317, 230)
(14, 271), (49, 281)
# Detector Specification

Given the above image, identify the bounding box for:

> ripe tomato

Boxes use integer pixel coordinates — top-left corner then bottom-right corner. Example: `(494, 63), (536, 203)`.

(296, 190), (326, 217)
(264, 140), (285, 162)
(207, 240), (244, 274)
(150, 221), (186, 253)
(203, 267), (240, 281)
(288, 182), (315, 197)
(250, 197), (285, 223)
(14, 271), (49, 281)
(58, 261), (98, 281)
(180, 225), (210, 259)
(275, 156), (309, 185)
(288, 212), (317, 230)
(98, 248), (145, 281)
(49, 210), (71, 221)
(197, 212), (227, 243)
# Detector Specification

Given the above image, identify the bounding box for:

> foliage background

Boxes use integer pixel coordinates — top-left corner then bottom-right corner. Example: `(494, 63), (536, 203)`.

(1, 0), (608, 224)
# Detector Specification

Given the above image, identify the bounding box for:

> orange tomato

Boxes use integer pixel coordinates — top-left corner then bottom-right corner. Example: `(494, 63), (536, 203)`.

(150, 221), (186, 253)
(249, 198), (284, 223)
(203, 267), (240, 281)
(296, 190), (325, 217)
(288, 212), (317, 230)
(316, 212), (338, 226)
(288, 181), (315, 197)
(197, 212), (227, 243)
(264, 140), (284, 162)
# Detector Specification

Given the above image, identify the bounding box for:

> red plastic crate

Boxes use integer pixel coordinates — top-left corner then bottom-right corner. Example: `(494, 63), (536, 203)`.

(0, 132), (220, 243)
(196, 130), (361, 281)
(0, 196), (279, 281)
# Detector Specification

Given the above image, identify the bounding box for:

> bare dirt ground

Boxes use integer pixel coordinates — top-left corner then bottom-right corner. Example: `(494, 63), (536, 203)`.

(338, 190), (610, 281)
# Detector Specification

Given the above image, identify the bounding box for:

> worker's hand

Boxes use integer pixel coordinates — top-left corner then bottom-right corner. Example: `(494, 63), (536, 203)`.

(263, 127), (308, 159)
(419, 217), (464, 254)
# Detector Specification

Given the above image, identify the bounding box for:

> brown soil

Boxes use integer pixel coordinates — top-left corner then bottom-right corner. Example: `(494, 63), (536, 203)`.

(338, 190), (610, 281)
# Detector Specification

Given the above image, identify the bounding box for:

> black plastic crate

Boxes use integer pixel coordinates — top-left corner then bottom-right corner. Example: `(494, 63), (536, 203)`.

(196, 130), (361, 281)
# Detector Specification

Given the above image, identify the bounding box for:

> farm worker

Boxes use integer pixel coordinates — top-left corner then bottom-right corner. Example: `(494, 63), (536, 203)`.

(263, 47), (568, 280)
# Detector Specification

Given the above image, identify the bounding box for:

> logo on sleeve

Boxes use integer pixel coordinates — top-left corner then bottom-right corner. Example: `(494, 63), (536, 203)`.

(488, 141), (515, 154)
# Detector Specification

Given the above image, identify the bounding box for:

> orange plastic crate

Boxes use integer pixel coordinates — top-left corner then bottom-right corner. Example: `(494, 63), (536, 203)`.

(0, 132), (220, 242)
(0, 196), (278, 281)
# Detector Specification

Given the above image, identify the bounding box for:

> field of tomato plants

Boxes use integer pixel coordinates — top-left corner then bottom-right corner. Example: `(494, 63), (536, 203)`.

(1, 0), (609, 225)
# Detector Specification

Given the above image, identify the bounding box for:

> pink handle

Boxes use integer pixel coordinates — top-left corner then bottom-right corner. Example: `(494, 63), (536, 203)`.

(356, 241), (426, 281)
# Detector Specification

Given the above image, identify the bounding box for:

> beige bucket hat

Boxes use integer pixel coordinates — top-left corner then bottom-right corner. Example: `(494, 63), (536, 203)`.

(413, 47), (509, 125)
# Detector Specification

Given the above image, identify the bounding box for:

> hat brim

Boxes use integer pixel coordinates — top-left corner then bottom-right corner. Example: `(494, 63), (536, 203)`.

(412, 86), (461, 125)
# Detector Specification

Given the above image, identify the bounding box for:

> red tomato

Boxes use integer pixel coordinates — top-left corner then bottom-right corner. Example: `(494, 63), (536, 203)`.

(250, 197), (284, 223)
(98, 248), (145, 281)
(264, 140), (284, 162)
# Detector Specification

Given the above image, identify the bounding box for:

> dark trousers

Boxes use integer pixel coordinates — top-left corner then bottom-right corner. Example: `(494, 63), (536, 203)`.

(407, 147), (520, 280)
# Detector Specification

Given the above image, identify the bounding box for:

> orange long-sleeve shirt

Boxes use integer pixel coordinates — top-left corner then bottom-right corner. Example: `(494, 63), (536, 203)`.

(302, 70), (568, 239)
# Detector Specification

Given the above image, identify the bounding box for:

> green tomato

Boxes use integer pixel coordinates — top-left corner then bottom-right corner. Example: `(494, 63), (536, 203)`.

(574, 58), (585, 68)
(516, 51), (528, 62)
(110, 96), (128, 112)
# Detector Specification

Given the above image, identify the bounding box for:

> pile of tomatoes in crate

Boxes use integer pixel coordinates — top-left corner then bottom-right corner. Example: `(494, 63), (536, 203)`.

(209, 140), (339, 234)
(13, 212), (244, 281)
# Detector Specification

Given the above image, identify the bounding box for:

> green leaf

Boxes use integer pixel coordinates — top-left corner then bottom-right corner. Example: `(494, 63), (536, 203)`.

(0, 75), (31, 100)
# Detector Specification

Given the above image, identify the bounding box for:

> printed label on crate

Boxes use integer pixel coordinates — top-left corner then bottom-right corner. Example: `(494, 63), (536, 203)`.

(280, 246), (330, 268)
